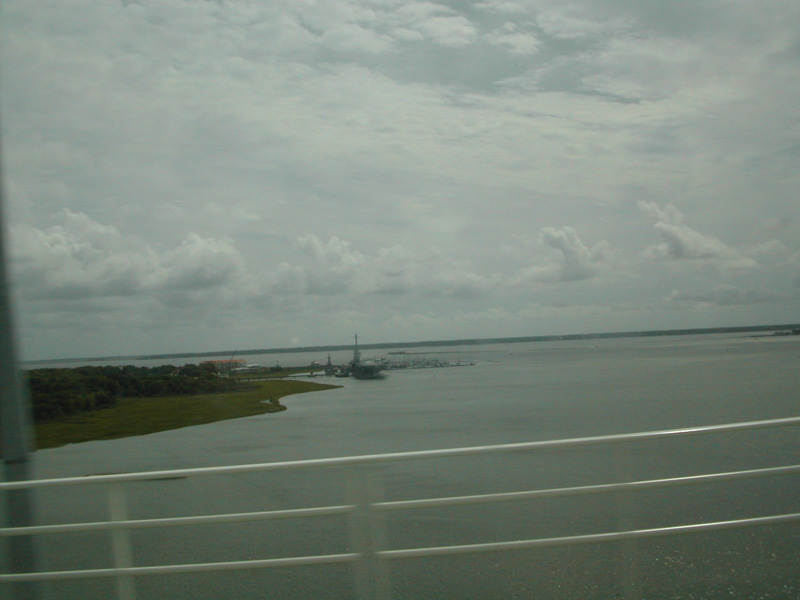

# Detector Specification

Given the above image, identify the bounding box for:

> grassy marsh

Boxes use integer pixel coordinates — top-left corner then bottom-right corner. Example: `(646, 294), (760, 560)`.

(35, 379), (339, 450)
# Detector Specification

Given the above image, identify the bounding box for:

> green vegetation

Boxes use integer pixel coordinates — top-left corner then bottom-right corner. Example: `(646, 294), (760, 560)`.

(27, 364), (237, 422)
(35, 379), (339, 450)
(21, 364), (340, 450)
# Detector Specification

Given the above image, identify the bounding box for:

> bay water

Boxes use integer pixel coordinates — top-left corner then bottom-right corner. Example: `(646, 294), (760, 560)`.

(26, 333), (800, 599)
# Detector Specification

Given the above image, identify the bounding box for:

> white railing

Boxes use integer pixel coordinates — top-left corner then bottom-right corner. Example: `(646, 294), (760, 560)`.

(2, 416), (799, 599)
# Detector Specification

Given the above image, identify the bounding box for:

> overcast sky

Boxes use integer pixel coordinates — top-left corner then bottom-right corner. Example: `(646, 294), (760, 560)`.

(2, 0), (799, 360)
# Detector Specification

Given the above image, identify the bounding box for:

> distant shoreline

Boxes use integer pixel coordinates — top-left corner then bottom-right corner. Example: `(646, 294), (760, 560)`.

(25, 323), (800, 365)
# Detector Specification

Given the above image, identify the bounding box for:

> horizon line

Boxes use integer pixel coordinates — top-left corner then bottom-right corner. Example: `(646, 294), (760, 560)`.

(22, 322), (800, 365)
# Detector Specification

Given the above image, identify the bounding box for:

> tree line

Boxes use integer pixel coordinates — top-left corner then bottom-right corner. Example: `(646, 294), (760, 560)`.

(26, 364), (238, 422)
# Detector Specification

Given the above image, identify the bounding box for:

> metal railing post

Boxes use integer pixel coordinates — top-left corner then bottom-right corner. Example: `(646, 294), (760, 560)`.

(613, 444), (641, 600)
(347, 464), (391, 600)
(108, 483), (136, 600)
(366, 467), (391, 600)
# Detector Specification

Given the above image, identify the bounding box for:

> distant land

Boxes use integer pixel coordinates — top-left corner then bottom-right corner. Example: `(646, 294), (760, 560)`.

(25, 323), (800, 365)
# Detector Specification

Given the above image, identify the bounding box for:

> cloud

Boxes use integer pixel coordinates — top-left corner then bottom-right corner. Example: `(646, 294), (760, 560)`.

(11, 211), (246, 300)
(485, 23), (541, 56)
(4, 0), (800, 359)
(747, 239), (790, 258)
(667, 286), (783, 307)
(273, 234), (490, 299)
(638, 202), (757, 270)
(161, 234), (245, 292)
(513, 226), (615, 284)
(11, 210), (160, 300)
(637, 201), (684, 226)
(361, 246), (491, 298)
(320, 23), (394, 53)
(11, 214), (490, 310)
(393, 3), (478, 48)
(475, 1), (527, 15)
(295, 234), (366, 295)
(419, 16), (477, 47)
(536, 8), (634, 40)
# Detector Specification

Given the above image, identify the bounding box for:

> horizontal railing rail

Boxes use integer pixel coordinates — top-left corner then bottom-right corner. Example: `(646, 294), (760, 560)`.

(3, 464), (799, 539)
(0, 505), (357, 537)
(4, 415), (799, 491)
(4, 513), (800, 584)
(1, 415), (799, 599)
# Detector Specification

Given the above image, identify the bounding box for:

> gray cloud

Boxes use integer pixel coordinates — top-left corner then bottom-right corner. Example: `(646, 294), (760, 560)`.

(3, 0), (799, 358)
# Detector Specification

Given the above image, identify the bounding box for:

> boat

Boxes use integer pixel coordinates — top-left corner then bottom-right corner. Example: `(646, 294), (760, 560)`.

(349, 335), (386, 379)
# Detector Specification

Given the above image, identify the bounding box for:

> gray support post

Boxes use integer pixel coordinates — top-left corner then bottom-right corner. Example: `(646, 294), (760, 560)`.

(613, 443), (641, 600)
(108, 483), (137, 600)
(0, 151), (41, 597)
(347, 465), (391, 600)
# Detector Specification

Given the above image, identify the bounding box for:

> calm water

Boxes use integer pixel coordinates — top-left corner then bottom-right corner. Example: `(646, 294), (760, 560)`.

(26, 333), (800, 599)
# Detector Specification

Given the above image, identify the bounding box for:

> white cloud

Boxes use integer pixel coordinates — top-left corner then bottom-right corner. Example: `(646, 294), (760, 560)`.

(638, 202), (757, 270)
(747, 239), (789, 258)
(536, 9), (633, 40)
(415, 15), (478, 47)
(475, 1), (527, 14)
(360, 246), (491, 298)
(295, 235), (366, 295)
(390, 27), (425, 42)
(161, 234), (245, 292)
(637, 201), (685, 226)
(667, 286), (783, 307)
(10, 210), (161, 300)
(394, 2), (457, 22)
(272, 235), (490, 299)
(485, 23), (541, 55)
(320, 23), (394, 53)
(647, 223), (737, 262)
(392, 3), (478, 48)
(11, 212), (247, 300)
(513, 226), (615, 284)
